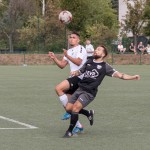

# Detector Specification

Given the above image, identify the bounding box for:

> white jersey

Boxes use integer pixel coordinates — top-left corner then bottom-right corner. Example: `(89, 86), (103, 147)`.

(118, 44), (123, 49)
(64, 45), (87, 79)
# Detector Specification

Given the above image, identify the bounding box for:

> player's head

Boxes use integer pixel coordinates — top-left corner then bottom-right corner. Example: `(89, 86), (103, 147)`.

(85, 39), (91, 45)
(68, 31), (80, 47)
(93, 45), (108, 59)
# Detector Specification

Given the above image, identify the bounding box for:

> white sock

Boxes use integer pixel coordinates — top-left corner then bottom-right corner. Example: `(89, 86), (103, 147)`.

(59, 94), (68, 107)
(76, 120), (83, 128)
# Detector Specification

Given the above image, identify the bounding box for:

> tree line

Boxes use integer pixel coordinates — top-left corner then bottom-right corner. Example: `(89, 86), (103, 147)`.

(0, 0), (149, 53)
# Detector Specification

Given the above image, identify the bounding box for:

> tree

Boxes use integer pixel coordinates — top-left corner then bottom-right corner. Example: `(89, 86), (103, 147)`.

(60, 0), (118, 45)
(40, 0), (46, 17)
(18, 0), (65, 52)
(121, 0), (147, 49)
(60, 0), (90, 32)
(83, 0), (118, 46)
(143, 0), (150, 37)
(0, 0), (35, 52)
(0, 0), (118, 53)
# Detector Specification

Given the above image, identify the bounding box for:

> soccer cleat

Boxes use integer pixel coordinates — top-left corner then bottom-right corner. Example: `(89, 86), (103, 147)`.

(61, 112), (71, 120)
(72, 126), (84, 134)
(62, 131), (73, 138)
(88, 110), (94, 126)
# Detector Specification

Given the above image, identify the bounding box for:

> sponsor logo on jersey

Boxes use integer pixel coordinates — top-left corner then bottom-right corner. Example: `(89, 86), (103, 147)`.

(84, 69), (99, 79)
(97, 65), (102, 69)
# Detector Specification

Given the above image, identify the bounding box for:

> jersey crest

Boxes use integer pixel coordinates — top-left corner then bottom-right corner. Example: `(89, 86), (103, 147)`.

(97, 65), (102, 69)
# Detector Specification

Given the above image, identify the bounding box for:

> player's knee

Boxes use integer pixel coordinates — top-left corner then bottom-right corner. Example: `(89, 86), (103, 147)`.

(72, 102), (82, 112)
(55, 85), (62, 95)
(72, 106), (80, 113)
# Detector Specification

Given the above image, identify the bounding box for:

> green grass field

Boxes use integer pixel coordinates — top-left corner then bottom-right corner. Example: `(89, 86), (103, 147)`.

(0, 65), (150, 150)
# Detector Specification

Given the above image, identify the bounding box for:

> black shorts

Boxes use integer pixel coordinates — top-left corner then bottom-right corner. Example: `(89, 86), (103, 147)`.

(66, 76), (81, 95)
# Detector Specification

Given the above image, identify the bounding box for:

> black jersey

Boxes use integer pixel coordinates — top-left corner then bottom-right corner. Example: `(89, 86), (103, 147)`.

(78, 58), (116, 97)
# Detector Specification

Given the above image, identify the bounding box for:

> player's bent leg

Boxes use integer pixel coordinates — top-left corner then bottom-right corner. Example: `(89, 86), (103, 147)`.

(55, 80), (70, 106)
(55, 80), (70, 96)
(64, 103), (85, 136)
(79, 109), (95, 126)
(61, 102), (73, 120)
(61, 94), (72, 120)
(55, 80), (71, 120)
(71, 101), (84, 134)
(63, 112), (79, 138)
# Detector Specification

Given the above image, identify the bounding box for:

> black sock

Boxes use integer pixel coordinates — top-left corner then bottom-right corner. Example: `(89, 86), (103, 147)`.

(66, 110), (71, 114)
(79, 109), (89, 117)
(67, 112), (78, 132)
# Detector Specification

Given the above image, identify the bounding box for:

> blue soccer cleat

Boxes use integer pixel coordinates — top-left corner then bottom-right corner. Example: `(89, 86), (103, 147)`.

(72, 126), (84, 134)
(61, 112), (71, 120)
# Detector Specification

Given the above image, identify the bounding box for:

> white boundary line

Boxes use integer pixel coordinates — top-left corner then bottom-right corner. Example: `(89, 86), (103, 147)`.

(0, 128), (36, 130)
(0, 116), (38, 129)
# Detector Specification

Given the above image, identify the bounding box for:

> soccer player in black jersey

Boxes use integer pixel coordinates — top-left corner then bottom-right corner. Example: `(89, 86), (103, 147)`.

(63, 45), (140, 138)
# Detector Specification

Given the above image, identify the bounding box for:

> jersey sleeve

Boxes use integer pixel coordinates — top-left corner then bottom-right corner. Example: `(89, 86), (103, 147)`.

(105, 63), (117, 77)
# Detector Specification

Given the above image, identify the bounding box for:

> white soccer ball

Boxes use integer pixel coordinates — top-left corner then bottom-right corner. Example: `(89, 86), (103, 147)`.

(59, 10), (72, 24)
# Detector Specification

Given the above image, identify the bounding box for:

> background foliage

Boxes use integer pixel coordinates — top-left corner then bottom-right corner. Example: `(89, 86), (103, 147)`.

(0, 0), (150, 53)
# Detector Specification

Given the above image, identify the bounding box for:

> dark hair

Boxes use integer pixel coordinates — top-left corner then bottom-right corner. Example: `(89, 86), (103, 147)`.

(71, 31), (80, 37)
(101, 45), (108, 58)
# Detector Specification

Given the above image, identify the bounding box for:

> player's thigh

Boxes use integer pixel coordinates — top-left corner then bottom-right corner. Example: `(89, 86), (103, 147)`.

(55, 80), (70, 92)
(77, 91), (94, 108)
(66, 76), (81, 95)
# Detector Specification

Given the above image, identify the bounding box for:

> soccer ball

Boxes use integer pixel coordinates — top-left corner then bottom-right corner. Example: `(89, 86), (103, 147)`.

(59, 10), (72, 24)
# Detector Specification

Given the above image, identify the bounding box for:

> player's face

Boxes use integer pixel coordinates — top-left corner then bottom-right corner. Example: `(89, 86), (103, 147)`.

(68, 34), (80, 47)
(86, 40), (90, 45)
(93, 47), (105, 59)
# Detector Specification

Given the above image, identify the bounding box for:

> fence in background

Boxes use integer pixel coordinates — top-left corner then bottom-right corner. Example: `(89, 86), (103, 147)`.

(0, 53), (150, 65)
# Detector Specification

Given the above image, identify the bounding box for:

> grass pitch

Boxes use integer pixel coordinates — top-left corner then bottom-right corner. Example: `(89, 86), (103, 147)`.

(0, 65), (150, 150)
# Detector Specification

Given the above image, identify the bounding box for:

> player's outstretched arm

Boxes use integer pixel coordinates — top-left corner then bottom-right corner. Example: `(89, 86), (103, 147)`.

(48, 51), (68, 69)
(113, 71), (140, 80)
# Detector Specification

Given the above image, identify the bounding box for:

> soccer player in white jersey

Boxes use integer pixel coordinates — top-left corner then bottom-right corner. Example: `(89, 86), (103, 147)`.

(48, 32), (87, 133)
(63, 45), (140, 138)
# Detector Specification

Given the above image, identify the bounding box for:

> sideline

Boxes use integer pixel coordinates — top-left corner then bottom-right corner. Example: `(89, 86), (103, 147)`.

(0, 115), (38, 129)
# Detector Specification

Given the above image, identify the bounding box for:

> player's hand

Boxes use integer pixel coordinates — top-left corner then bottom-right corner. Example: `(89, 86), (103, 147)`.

(48, 52), (55, 59)
(70, 71), (79, 76)
(63, 49), (68, 57)
(134, 75), (140, 80)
